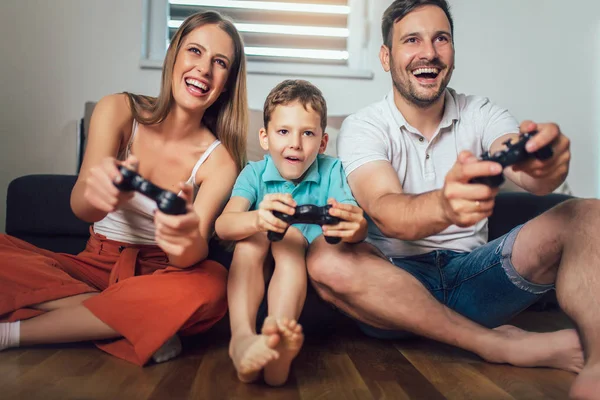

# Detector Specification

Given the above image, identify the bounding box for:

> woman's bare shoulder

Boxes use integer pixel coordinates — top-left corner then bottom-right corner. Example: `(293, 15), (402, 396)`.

(92, 93), (133, 129)
(200, 143), (239, 180)
(212, 144), (238, 171)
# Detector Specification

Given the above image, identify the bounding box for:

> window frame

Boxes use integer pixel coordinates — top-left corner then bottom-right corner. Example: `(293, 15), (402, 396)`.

(140, 0), (374, 79)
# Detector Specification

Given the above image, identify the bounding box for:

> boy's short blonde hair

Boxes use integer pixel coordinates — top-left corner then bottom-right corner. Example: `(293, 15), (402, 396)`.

(263, 79), (327, 132)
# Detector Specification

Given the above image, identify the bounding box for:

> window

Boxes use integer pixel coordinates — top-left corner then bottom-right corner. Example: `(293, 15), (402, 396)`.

(141, 0), (373, 78)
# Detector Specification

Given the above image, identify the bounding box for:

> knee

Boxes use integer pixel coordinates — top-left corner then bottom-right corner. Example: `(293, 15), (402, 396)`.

(234, 234), (270, 262)
(306, 240), (360, 297)
(553, 198), (600, 225)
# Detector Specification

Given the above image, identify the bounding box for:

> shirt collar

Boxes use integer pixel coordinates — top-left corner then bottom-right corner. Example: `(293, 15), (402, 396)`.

(386, 88), (460, 133)
(262, 154), (321, 184)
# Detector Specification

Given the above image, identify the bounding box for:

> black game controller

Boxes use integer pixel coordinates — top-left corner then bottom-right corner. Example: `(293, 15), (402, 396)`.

(268, 204), (342, 244)
(114, 166), (187, 215)
(470, 130), (553, 187)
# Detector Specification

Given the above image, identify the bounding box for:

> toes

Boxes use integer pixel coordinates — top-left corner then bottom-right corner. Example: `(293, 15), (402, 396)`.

(266, 332), (281, 349)
(292, 323), (302, 334)
(262, 316), (279, 335)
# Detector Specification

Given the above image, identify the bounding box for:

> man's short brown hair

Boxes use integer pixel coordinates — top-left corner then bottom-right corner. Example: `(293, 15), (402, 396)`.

(382, 0), (454, 48)
(263, 79), (327, 132)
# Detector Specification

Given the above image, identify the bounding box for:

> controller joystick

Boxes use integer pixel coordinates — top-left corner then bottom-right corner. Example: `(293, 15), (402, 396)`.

(114, 166), (187, 215)
(268, 204), (341, 244)
(470, 131), (553, 187)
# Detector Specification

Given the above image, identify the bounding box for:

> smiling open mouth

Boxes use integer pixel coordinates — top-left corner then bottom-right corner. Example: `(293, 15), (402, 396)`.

(185, 78), (210, 94)
(412, 67), (440, 79)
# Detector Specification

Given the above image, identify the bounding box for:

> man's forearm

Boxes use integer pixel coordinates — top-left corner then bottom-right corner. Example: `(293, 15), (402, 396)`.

(514, 171), (566, 196)
(369, 190), (451, 241)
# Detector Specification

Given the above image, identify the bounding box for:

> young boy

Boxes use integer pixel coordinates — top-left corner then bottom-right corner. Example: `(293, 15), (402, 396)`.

(215, 80), (367, 386)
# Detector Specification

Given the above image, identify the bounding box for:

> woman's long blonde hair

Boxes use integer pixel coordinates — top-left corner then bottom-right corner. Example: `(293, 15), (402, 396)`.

(125, 11), (248, 171)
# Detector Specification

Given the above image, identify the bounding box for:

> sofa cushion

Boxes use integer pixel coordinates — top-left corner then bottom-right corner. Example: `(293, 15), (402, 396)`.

(6, 175), (91, 254)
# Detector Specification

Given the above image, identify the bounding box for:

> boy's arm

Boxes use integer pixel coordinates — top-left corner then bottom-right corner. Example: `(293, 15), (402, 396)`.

(216, 193), (296, 241)
(325, 158), (368, 243)
(215, 197), (260, 241)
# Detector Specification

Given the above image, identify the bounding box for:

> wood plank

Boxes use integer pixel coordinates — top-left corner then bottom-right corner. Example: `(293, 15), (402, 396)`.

(0, 311), (578, 400)
(147, 354), (204, 400)
(188, 341), (299, 400)
(0, 346), (64, 389)
(398, 340), (515, 400)
(474, 363), (575, 400)
(295, 335), (373, 400)
(344, 334), (445, 400)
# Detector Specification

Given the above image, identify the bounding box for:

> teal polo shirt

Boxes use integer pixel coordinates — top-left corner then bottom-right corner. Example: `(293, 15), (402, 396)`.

(231, 154), (357, 243)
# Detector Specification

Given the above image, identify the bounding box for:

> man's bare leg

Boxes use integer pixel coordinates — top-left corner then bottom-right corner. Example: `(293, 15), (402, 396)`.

(263, 228), (307, 386)
(227, 234), (280, 383)
(508, 199), (600, 398)
(307, 236), (582, 372)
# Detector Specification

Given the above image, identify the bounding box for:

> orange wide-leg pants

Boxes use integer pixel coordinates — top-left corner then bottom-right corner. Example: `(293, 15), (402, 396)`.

(0, 229), (228, 366)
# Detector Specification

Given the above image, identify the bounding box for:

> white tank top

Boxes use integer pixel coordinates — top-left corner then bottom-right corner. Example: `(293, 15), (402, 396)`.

(93, 120), (222, 244)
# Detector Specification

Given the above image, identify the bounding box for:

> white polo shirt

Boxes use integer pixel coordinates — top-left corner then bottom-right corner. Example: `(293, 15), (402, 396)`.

(337, 88), (519, 257)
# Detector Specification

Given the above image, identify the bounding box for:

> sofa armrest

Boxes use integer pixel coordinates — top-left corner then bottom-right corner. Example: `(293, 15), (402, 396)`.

(488, 192), (573, 241)
(6, 175), (90, 254)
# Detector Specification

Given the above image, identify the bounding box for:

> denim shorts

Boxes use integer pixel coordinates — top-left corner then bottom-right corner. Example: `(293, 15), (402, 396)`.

(358, 225), (555, 339)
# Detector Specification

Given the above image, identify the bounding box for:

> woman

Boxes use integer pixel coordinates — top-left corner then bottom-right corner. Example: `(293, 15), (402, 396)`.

(0, 10), (247, 366)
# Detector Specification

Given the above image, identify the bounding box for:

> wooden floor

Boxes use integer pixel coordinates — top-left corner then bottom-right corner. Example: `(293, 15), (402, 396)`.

(0, 310), (576, 400)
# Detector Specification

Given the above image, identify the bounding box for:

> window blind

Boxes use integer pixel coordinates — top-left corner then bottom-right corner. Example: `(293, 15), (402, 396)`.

(168, 0), (351, 65)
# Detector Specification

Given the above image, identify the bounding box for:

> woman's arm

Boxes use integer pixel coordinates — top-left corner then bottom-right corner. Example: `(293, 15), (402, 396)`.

(70, 94), (134, 222)
(159, 146), (239, 267)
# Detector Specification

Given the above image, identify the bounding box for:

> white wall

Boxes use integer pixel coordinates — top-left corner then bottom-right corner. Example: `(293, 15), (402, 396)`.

(0, 0), (599, 233)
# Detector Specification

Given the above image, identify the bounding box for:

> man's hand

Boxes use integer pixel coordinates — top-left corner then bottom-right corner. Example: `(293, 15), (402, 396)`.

(255, 193), (296, 234)
(441, 151), (501, 227)
(322, 199), (368, 243)
(512, 121), (570, 184)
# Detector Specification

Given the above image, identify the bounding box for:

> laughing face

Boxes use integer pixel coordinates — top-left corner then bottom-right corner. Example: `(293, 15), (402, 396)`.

(259, 102), (329, 183)
(380, 5), (455, 108)
(171, 24), (235, 114)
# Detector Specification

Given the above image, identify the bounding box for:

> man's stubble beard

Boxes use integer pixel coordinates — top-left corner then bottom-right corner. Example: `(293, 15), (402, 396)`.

(390, 54), (453, 109)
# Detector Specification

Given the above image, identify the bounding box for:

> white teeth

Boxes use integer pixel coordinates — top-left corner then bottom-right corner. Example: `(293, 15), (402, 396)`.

(413, 67), (440, 76)
(185, 78), (209, 91)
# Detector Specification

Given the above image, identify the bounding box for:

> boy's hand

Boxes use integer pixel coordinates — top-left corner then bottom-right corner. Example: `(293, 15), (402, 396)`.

(322, 198), (368, 243)
(256, 193), (296, 234)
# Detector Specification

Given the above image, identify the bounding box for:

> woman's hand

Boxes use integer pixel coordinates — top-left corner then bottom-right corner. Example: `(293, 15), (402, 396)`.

(322, 198), (368, 243)
(154, 183), (202, 258)
(255, 193), (296, 234)
(83, 155), (138, 213)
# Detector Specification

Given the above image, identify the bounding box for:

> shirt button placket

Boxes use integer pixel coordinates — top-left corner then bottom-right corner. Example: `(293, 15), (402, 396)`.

(424, 145), (435, 180)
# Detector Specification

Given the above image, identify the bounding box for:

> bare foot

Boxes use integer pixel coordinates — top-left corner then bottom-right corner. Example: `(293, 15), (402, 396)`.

(263, 318), (304, 387)
(152, 335), (182, 363)
(229, 317), (280, 383)
(484, 325), (583, 373)
(570, 363), (600, 400)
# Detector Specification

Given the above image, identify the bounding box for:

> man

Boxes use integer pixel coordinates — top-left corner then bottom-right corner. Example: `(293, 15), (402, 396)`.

(306, 1), (599, 398)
